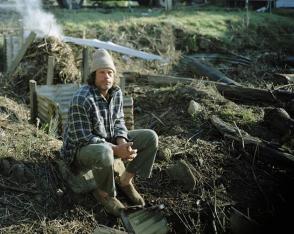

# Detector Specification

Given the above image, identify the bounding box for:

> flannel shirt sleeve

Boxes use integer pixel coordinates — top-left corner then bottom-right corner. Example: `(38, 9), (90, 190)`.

(113, 90), (128, 140)
(68, 95), (105, 145)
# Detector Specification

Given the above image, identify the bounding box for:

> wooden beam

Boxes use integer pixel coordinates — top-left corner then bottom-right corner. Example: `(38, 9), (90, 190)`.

(120, 75), (126, 95)
(181, 56), (240, 86)
(5, 31), (36, 78)
(82, 47), (90, 83)
(29, 80), (37, 123)
(4, 35), (13, 73)
(46, 56), (55, 85)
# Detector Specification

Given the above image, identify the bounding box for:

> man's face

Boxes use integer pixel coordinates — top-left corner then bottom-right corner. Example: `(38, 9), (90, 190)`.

(94, 68), (115, 94)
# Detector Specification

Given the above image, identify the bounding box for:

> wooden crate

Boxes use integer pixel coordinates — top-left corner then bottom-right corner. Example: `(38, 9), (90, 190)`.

(29, 80), (134, 135)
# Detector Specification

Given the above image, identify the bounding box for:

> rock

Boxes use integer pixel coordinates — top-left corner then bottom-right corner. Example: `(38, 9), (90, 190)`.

(56, 188), (64, 197)
(188, 100), (202, 117)
(263, 108), (294, 143)
(113, 158), (125, 177)
(56, 158), (125, 194)
(157, 148), (172, 161)
(10, 163), (26, 182)
(0, 159), (11, 176)
(24, 167), (35, 181)
(166, 160), (196, 191)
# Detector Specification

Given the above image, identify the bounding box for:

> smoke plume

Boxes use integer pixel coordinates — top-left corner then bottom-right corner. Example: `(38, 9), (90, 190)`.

(16, 0), (63, 38)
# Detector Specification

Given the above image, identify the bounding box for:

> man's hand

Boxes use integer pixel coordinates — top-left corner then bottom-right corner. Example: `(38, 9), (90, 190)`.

(116, 137), (128, 145)
(113, 142), (137, 161)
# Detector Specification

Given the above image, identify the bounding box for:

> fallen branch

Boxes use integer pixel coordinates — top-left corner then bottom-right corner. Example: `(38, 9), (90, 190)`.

(148, 107), (172, 129)
(123, 73), (294, 107)
(210, 115), (294, 168)
(181, 56), (240, 85)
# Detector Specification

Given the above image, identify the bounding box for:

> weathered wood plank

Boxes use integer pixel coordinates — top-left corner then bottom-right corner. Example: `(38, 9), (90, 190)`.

(29, 80), (37, 123)
(82, 47), (90, 83)
(46, 56), (55, 85)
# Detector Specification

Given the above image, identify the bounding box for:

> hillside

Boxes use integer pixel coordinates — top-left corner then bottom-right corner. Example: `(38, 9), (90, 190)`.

(1, 4), (294, 234)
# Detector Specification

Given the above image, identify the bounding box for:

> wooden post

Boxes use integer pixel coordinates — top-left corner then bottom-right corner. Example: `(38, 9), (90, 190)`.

(19, 25), (24, 46)
(4, 35), (13, 73)
(82, 47), (90, 83)
(5, 31), (36, 78)
(46, 56), (55, 85)
(29, 80), (37, 123)
(245, 0), (249, 27)
(67, 0), (73, 9)
(165, 0), (172, 11)
(120, 76), (126, 96)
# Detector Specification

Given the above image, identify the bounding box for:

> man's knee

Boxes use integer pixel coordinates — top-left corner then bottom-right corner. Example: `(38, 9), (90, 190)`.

(98, 144), (114, 166)
(146, 129), (158, 148)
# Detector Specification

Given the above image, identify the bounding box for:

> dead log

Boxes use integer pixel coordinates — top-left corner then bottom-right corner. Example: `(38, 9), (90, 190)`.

(274, 73), (294, 84)
(181, 56), (240, 86)
(214, 83), (294, 106)
(124, 73), (294, 107)
(210, 115), (294, 168)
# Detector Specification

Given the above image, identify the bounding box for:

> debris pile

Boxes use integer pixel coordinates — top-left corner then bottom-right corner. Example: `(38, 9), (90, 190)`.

(9, 36), (80, 96)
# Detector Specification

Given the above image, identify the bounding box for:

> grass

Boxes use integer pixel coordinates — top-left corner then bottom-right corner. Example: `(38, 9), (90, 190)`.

(50, 7), (293, 45)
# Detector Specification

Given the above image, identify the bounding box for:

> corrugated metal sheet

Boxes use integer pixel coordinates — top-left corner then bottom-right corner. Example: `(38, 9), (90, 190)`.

(122, 209), (169, 234)
(276, 0), (294, 7)
(35, 84), (134, 133)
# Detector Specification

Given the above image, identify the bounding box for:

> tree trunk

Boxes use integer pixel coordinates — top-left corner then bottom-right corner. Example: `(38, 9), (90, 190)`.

(214, 83), (294, 106)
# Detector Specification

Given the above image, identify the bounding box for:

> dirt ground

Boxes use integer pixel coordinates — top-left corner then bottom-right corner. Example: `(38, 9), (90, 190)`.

(1, 6), (294, 234)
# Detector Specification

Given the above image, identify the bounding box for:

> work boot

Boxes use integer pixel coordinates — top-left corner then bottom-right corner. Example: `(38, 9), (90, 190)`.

(117, 182), (145, 206)
(93, 192), (125, 217)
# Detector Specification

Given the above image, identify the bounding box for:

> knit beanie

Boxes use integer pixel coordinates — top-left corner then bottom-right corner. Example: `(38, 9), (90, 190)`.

(90, 49), (116, 74)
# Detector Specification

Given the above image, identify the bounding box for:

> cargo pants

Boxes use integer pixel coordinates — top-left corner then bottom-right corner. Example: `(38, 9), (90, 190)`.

(75, 129), (158, 197)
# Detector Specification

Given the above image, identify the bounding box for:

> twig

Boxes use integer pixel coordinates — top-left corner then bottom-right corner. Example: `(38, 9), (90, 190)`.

(148, 107), (172, 129)
(213, 190), (225, 232)
(274, 83), (294, 91)
(185, 129), (204, 148)
(173, 209), (192, 232)
(251, 167), (270, 208)
(231, 207), (259, 225)
(0, 183), (39, 194)
(233, 121), (244, 150)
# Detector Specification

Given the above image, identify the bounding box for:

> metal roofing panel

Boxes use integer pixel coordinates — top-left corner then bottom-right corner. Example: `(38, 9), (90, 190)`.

(125, 210), (168, 234)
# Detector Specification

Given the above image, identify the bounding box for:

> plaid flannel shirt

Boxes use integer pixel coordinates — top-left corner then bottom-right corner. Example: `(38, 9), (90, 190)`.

(61, 85), (128, 165)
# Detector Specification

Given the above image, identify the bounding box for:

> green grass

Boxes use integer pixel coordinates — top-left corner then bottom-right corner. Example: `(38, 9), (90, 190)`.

(49, 6), (293, 53)
(51, 7), (292, 32)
